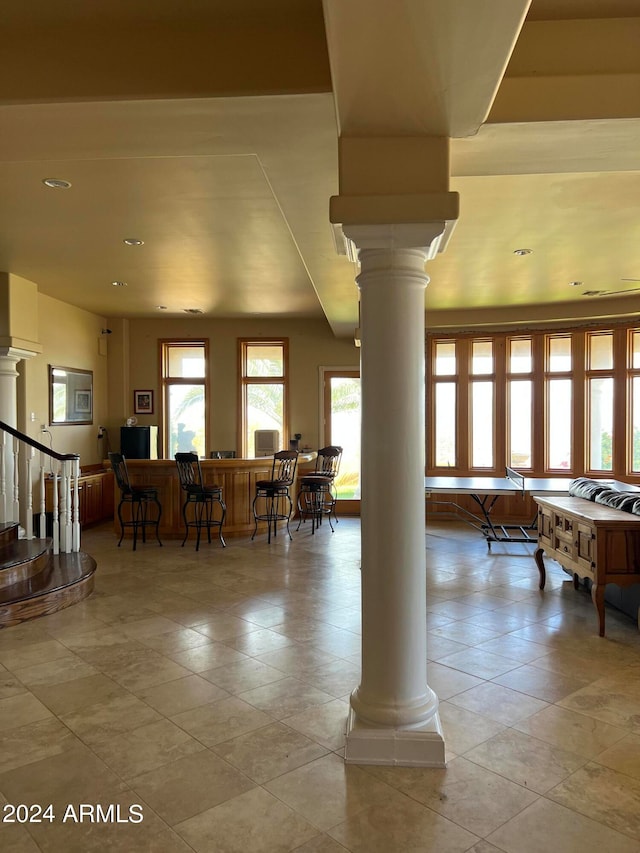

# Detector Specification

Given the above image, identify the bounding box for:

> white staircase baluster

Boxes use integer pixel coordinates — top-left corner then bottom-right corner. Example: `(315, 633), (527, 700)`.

(0, 430), (5, 523)
(12, 436), (19, 524)
(72, 457), (80, 552)
(52, 467), (60, 555)
(39, 452), (47, 539)
(24, 445), (34, 539)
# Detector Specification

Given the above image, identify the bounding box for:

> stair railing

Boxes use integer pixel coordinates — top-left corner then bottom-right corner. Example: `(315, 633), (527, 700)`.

(0, 420), (80, 554)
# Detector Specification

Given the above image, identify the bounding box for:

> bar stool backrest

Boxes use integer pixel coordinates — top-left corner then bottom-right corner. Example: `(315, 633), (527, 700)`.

(109, 452), (133, 495)
(271, 450), (299, 486)
(175, 452), (204, 491)
(315, 446), (342, 479)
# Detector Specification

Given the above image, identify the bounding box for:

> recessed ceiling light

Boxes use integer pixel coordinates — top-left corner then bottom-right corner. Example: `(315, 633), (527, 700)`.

(513, 248), (532, 256)
(184, 308), (203, 314)
(43, 178), (72, 189)
(111, 280), (128, 287)
(569, 281), (583, 286)
(123, 238), (144, 246)
(156, 305), (167, 310)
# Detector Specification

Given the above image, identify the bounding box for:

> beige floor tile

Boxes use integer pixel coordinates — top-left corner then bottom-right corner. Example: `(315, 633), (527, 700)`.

(129, 749), (256, 826)
(23, 794), (168, 853)
(548, 761), (640, 840)
(185, 613), (258, 640)
(436, 647), (521, 680)
(171, 696), (273, 746)
(447, 682), (549, 725)
(514, 703), (628, 758)
(0, 743), (128, 810)
(61, 693), (163, 745)
(464, 728), (586, 794)
(0, 717), (81, 774)
(175, 786), (318, 852)
(225, 627), (297, 656)
(90, 717), (206, 779)
(559, 678), (640, 729)
(327, 793), (478, 853)
(0, 638), (76, 670)
(292, 833), (351, 852)
(284, 698), (349, 751)
(0, 671), (28, 700)
(473, 634), (550, 664)
(493, 662), (593, 702)
(211, 721), (328, 783)
(29, 672), (128, 716)
(438, 702), (506, 755)
(486, 796), (640, 853)
(264, 753), (399, 831)
(426, 662), (483, 700)
(0, 692), (52, 732)
(429, 621), (503, 646)
(426, 633), (470, 661)
(101, 649), (193, 691)
(397, 755), (538, 837)
(167, 642), (249, 673)
(255, 645), (342, 676)
(11, 655), (98, 688)
(135, 673), (229, 716)
(202, 657), (289, 694)
(139, 627), (216, 654)
(297, 659), (360, 699)
(595, 732), (640, 780)
(239, 676), (335, 720)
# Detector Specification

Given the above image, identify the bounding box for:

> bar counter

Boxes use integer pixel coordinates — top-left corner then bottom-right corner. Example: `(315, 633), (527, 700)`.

(113, 455), (315, 539)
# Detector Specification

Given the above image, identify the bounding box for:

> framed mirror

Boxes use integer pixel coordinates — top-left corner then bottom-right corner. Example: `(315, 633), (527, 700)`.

(48, 365), (93, 425)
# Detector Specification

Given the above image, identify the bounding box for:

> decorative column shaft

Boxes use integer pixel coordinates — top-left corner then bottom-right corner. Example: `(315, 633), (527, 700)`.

(341, 224), (451, 767)
(0, 352), (21, 523)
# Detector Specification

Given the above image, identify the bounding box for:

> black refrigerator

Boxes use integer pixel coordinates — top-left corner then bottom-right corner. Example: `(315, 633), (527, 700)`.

(120, 426), (159, 459)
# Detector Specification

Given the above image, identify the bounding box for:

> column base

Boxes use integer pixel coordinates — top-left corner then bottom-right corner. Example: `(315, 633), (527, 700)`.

(344, 706), (446, 767)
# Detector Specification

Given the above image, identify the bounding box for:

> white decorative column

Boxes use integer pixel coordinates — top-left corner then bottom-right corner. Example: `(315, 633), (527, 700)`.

(341, 223), (451, 767)
(0, 347), (36, 523)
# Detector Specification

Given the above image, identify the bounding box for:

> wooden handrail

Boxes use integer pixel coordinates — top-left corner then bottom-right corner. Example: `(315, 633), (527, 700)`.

(0, 420), (79, 461)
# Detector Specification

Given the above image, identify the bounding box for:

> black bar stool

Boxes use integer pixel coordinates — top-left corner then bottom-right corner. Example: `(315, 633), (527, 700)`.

(108, 452), (162, 550)
(296, 446), (342, 534)
(175, 452), (226, 551)
(252, 450), (298, 543)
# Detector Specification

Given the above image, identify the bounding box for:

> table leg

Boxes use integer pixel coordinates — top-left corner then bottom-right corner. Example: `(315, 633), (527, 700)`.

(534, 546), (546, 589)
(591, 582), (605, 637)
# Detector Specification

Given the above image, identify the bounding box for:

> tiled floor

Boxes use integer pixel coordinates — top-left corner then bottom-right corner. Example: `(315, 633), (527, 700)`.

(1, 517), (639, 852)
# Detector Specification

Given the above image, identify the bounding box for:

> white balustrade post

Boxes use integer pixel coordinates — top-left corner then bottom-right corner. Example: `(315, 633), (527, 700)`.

(72, 457), (81, 552)
(24, 445), (34, 539)
(52, 468), (60, 555)
(0, 430), (5, 524)
(12, 436), (19, 527)
(39, 451), (47, 540)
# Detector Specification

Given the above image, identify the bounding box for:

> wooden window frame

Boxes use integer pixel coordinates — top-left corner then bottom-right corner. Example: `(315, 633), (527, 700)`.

(238, 338), (289, 458)
(158, 339), (209, 459)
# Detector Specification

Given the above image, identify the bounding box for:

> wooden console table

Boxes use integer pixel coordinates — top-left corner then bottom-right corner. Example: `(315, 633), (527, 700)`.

(534, 495), (640, 636)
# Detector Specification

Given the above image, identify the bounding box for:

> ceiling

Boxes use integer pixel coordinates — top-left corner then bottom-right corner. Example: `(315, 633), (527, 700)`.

(0, 0), (639, 337)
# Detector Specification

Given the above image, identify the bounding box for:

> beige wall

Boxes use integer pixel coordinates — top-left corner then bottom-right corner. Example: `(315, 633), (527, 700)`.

(20, 294), (108, 467)
(110, 316), (359, 456)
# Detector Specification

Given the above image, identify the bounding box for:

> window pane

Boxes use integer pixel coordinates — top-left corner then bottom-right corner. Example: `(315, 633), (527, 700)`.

(434, 342), (456, 376)
(548, 336), (572, 372)
(509, 380), (532, 468)
(246, 383), (284, 456)
(434, 382), (456, 466)
(588, 333), (613, 370)
(509, 338), (532, 373)
(588, 377), (613, 470)
(246, 345), (283, 377)
(633, 377), (640, 472)
(167, 346), (205, 378)
(471, 381), (493, 468)
(548, 379), (572, 469)
(329, 377), (361, 499)
(472, 340), (493, 375)
(632, 330), (640, 369)
(168, 384), (205, 457)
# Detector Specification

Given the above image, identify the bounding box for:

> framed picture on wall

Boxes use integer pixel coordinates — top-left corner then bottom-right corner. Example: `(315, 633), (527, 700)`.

(134, 390), (154, 415)
(74, 389), (92, 414)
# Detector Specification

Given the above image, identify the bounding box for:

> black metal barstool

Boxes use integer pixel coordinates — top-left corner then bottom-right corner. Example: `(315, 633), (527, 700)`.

(296, 445), (342, 534)
(252, 450), (299, 543)
(175, 452), (226, 551)
(108, 452), (162, 551)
